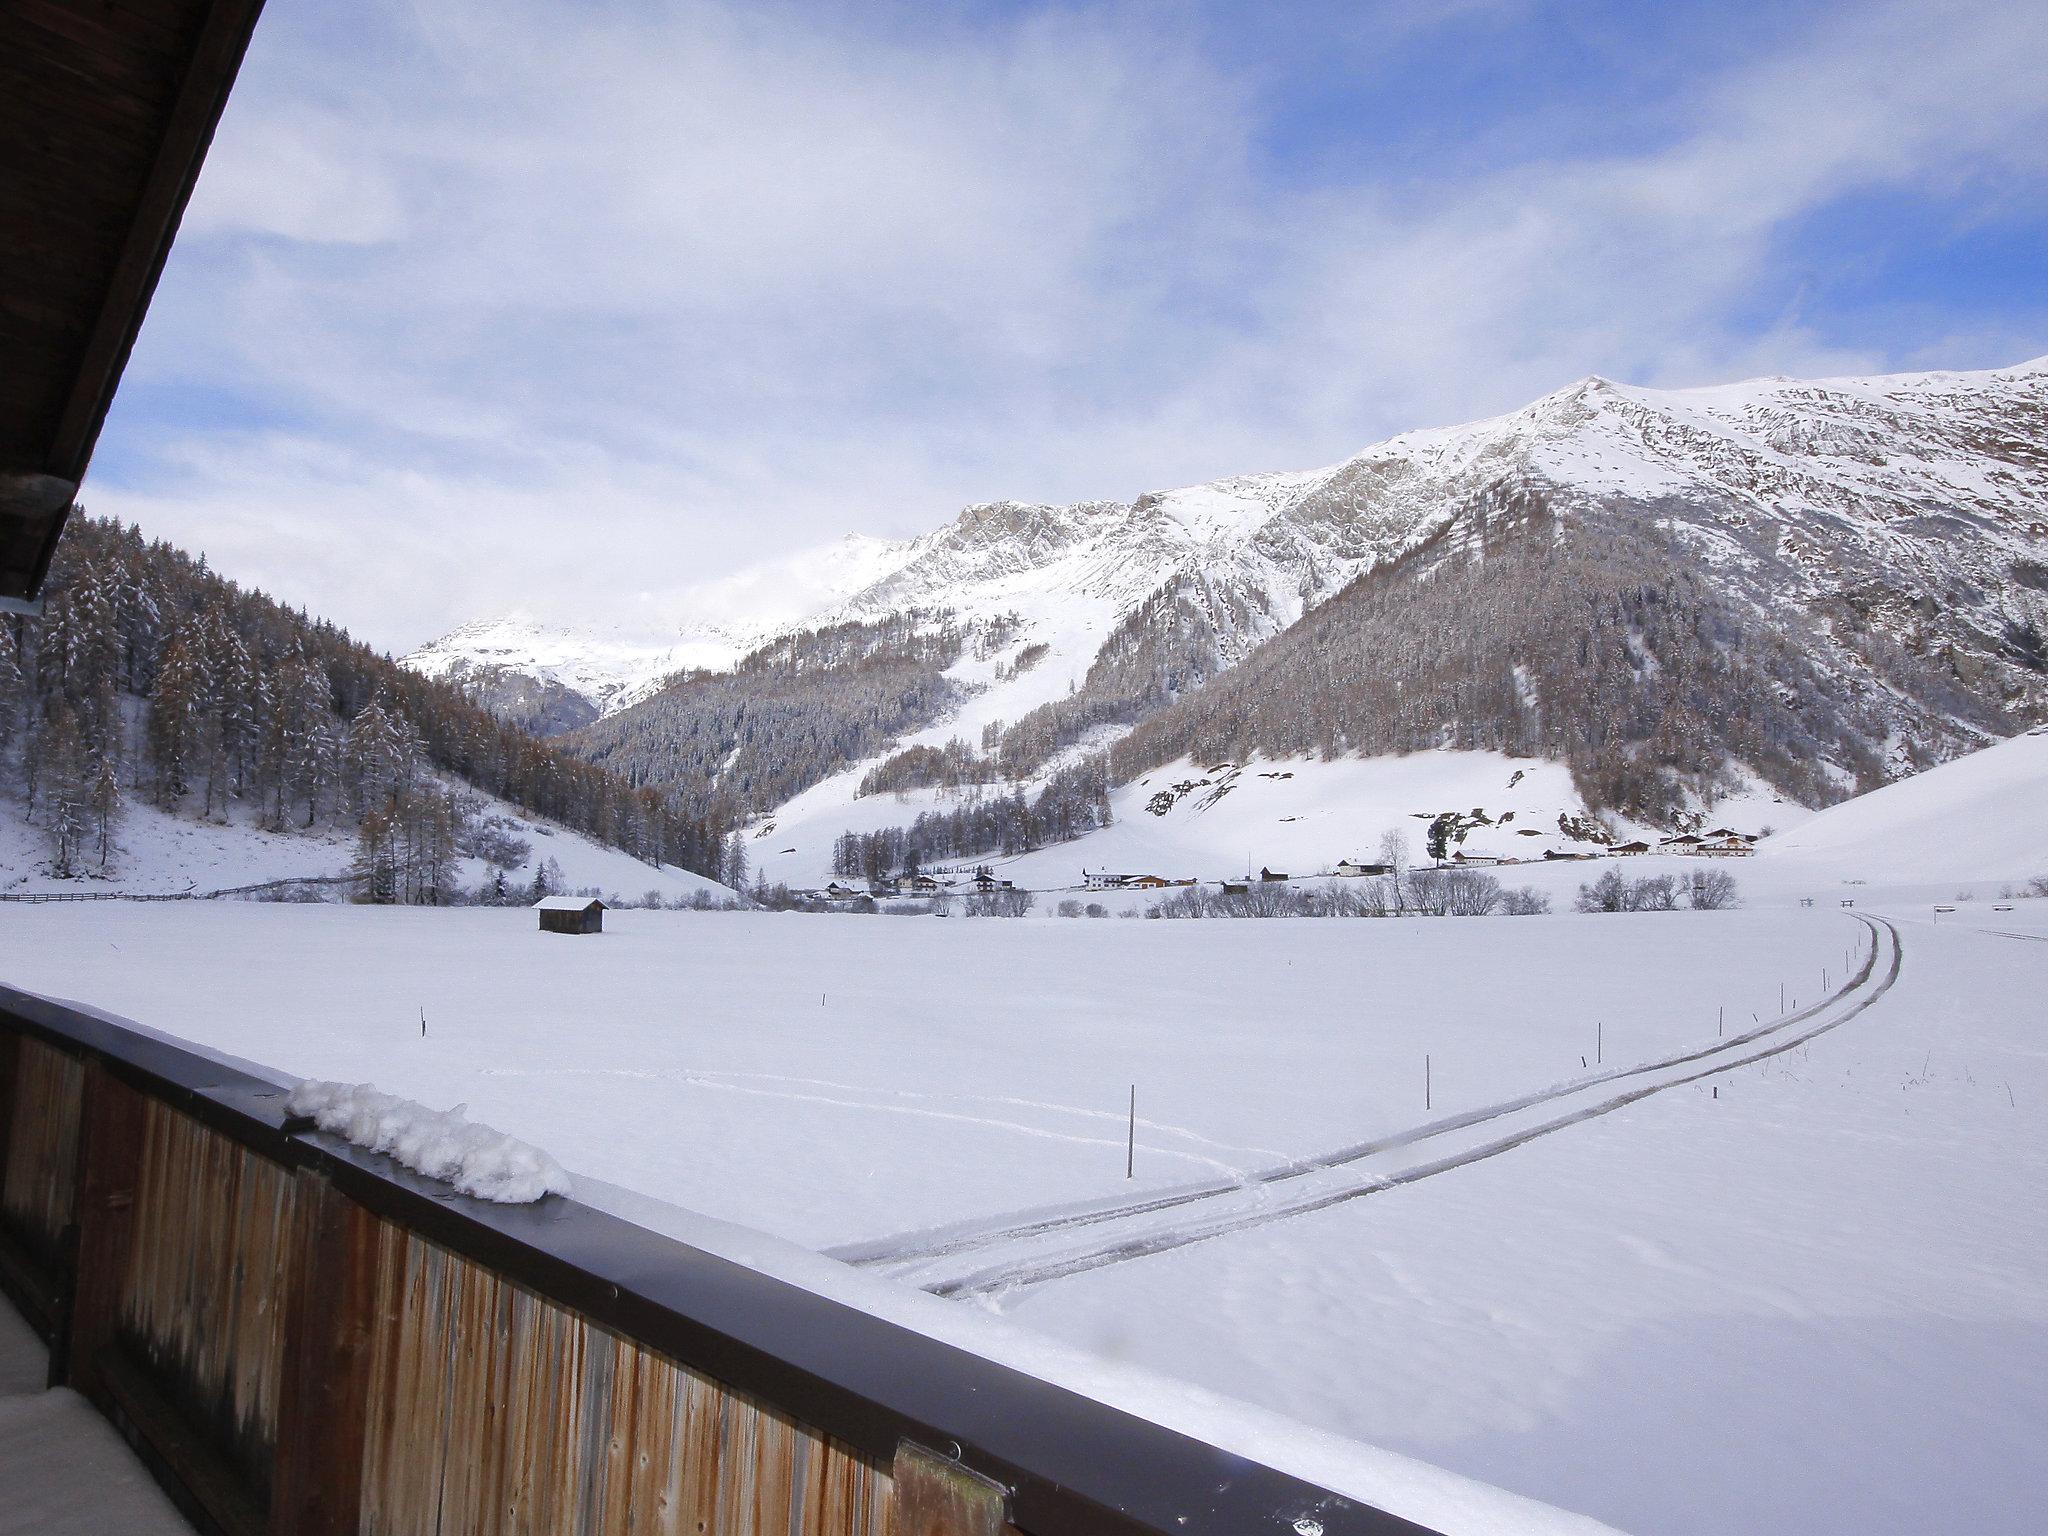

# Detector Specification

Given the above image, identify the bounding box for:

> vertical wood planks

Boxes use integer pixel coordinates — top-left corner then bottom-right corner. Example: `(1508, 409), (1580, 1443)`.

(63, 1059), (146, 1402)
(892, 1442), (1011, 1536)
(0, 1035), (85, 1263)
(269, 1167), (382, 1536)
(0, 1030), (16, 1203)
(118, 1096), (297, 1491)
(358, 1229), (898, 1536)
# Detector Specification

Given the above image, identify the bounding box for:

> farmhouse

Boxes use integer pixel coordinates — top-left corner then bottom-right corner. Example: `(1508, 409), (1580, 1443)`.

(1697, 835), (1756, 856)
(1123, 874), (1175, 890)
(824, 882), (865, 900)
(1611, 840), (1652, 856)
(1335, 860), (1393, 877)
(1260, 867), (1289, 882)
(1451, 850), (1507, 866)
(971, 867), (1015, 892)
(535, 896), (605, 935)
(1659, 834), (1705, 851)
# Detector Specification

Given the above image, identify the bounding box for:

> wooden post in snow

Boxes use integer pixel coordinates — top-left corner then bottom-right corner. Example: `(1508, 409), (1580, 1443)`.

(1126, 1085), (1135, 1180)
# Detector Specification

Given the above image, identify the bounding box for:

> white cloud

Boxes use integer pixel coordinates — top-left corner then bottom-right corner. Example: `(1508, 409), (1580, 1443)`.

(106, 0), (2048, 651)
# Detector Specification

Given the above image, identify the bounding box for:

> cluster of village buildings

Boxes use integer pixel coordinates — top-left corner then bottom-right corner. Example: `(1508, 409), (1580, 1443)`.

(808, 829), (1757, 902)
(822, 866), (1021, 900)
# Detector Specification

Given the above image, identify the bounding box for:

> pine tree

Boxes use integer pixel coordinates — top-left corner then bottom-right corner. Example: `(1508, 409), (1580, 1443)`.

(90, 743), (122, 871)
(147, 625), (204, 806)
(0, 628), (24, 756)
(351, 804), (398, 904)
(41, 704), (91, 877)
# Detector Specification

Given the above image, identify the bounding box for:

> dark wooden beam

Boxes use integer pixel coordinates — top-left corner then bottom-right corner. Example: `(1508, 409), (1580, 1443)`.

(48, 0), (269, 486)
(0, 472), (76, 612)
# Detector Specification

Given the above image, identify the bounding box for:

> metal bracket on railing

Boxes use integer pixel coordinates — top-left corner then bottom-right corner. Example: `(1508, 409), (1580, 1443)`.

(894, 1440), (1010, 1536)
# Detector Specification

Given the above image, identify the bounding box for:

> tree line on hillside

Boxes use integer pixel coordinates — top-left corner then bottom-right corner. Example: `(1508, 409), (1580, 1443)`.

(842, 575), (1265, 803)
(830, 756), (1112, 881)
(0, 515), (734, 894)
(570, 611), (972, 825)
(1109, 508), (2009, 824)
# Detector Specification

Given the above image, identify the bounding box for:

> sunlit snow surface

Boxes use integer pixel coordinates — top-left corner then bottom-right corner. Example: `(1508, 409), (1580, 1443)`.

(4, 735), (2046, 1534)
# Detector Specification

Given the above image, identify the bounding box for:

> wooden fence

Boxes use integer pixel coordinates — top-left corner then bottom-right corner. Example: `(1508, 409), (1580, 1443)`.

(0, 872), (360, 904)
(0, 983), (1444, 1536)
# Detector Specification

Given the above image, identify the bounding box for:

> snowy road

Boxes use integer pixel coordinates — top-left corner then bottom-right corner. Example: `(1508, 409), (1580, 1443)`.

(850, 916), (1903, 1297)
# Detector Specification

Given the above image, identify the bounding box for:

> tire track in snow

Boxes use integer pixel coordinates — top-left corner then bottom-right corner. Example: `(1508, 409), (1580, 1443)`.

(840, 916), (1888, 1272)
(878, 917), (1901, 1300)
(480, 1064), (1275, 1174)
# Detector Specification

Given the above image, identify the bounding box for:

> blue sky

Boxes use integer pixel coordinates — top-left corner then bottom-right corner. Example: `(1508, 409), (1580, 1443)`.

(92, 0), (2048, 650)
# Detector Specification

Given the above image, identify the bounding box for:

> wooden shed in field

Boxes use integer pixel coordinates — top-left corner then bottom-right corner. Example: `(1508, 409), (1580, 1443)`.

(535, 895), (605, 935)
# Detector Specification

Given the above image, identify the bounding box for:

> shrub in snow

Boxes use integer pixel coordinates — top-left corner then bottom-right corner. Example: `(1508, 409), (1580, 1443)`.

(284, 1081), (569, 1203)
(964, 888), (1034, 917)
(1056, 898), (1084, 917)
(1632, 873), (1679, 911)
(1576, 868), (1631, 913)
(1440, 868), (1504, 916)
(1085, 902), (1108, 918)
(2028, 874), (2048, 898)
(1500, 886), (1551, 915)
(255, 880), (334, 904)
(461, 818), (532, 871)
(1405, 868), (1455, 916)
(1685, 869), (1740, 910)
(1578, 867), (1736, 913)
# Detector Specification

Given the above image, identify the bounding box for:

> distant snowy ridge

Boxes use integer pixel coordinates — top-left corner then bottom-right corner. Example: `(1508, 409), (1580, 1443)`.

(402, 534), (913, 728)
(410, 355), (2048, 738)
(412, 357), (2047, 867)
(285, 1079), (571, 1202)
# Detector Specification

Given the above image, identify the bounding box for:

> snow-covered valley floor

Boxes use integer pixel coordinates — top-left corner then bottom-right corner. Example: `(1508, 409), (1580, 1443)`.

(3, 894), (2043, 1534)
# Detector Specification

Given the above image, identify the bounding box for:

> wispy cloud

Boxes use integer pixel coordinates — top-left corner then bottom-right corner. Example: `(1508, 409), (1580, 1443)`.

(97, 0), (2048, 650)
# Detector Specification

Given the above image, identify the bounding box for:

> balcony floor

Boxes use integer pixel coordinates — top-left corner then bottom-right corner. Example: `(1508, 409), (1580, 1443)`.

(0, 1294), (192, 1535)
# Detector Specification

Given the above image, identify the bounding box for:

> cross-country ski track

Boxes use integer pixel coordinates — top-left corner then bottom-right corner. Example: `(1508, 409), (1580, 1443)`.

(840, 913), (1904, 1300)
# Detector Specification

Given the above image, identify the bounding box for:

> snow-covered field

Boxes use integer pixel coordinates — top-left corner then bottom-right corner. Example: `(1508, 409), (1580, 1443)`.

(4, 887), (2044, 1533)
(4, 731), (2045, 1534)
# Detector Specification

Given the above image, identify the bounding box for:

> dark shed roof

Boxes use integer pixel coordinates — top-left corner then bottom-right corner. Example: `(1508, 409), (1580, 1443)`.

(1, 0), (268, 612)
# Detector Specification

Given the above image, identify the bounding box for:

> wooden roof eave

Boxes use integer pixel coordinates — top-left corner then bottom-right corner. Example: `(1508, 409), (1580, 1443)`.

(1, 0), (269, 614)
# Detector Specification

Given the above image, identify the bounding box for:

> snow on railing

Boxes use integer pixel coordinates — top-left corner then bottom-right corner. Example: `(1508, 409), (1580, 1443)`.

(284, 1081), (570, 1203)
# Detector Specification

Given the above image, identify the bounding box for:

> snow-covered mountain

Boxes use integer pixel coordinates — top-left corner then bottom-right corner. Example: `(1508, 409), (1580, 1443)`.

(408, 356), (2048, 863)
(401, 533), (912, 730)
(414, 356), (2047, 718)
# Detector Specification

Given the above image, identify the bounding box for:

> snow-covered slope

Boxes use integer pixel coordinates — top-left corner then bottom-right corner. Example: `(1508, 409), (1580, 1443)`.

(0, 786), (737, 906)
(412, 356), (2048, 724)
(402, 534), (912, 725)
(1760, 726), (2048, 884)
(411, 356), (2048, 860)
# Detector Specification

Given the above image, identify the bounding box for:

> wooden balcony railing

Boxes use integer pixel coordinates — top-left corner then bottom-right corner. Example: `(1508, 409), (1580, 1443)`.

(0, 982), (1444, 1536)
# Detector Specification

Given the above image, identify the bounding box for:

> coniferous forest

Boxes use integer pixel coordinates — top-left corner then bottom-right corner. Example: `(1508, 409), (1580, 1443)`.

(0, 515), (735, 895)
